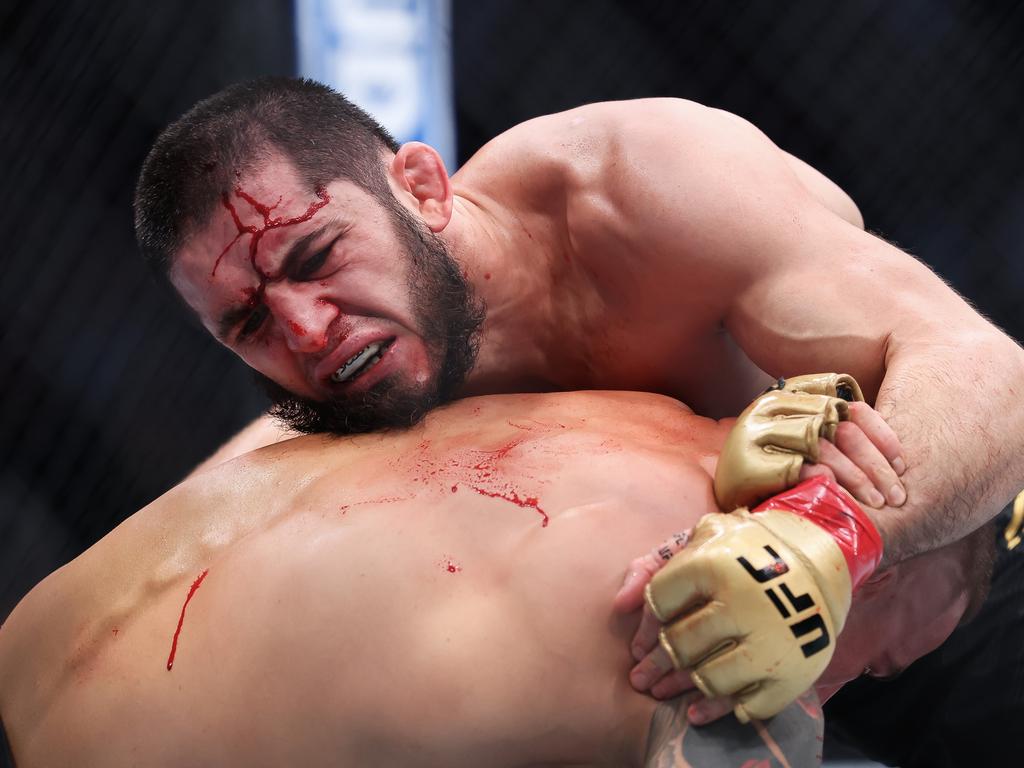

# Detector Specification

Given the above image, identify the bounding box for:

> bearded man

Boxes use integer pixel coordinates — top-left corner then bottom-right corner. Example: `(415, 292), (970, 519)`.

(133, 78), (1023, 719)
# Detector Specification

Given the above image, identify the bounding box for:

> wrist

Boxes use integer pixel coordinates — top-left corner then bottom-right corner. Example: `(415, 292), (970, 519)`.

(752, 476), (884, 590)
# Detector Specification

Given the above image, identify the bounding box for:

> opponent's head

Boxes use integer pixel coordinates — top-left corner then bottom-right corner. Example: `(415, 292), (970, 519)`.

(820, 521), (996, 692)
(134, 77), (483, 434)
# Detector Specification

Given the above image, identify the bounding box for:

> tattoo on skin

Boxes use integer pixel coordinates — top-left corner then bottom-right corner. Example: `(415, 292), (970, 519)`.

(644, 690), (824, 767)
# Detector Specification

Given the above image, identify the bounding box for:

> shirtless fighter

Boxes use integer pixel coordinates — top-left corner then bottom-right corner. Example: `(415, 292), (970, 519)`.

(0, 388), (992, 767)
(134, 78), (1024, 717)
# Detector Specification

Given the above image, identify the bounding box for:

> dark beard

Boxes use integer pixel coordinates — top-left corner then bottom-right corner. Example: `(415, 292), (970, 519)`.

(258, 197), (484, 435)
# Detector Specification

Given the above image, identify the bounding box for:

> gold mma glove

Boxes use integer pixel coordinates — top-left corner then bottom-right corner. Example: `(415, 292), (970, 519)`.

(646, 374), (882, 724)
(713, 373), (865, 511)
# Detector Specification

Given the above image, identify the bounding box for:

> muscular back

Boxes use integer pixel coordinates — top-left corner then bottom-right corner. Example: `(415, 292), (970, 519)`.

(0, 391), (731, 767)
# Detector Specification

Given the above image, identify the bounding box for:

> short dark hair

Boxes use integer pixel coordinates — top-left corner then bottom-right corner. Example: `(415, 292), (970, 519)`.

(133, 77), (400, 272)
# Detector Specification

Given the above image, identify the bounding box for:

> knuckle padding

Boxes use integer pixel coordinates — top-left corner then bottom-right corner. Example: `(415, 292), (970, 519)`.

(653, 510), (847, 724)
(691, 647), (764, 698)
(645, 547), (714, 622)
(659, 600), (741, 669)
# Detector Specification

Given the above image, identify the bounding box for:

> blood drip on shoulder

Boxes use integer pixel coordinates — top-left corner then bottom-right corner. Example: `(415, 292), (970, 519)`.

(166, 569), (210, 671)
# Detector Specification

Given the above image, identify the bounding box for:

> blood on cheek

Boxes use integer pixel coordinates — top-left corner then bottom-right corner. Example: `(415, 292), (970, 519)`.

(211, 184), (332, 317)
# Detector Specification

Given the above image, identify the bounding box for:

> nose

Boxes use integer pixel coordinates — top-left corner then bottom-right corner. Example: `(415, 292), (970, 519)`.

(263, 283), (335, 354)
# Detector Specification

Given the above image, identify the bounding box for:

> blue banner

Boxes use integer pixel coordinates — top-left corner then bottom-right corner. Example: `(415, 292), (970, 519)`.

(297, 0), (456, 170)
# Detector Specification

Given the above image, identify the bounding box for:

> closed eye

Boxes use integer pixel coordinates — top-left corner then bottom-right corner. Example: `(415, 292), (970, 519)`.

(237, 304), (269, 340)
(292, 233), (343, 281)
(294, 247), (330, 280)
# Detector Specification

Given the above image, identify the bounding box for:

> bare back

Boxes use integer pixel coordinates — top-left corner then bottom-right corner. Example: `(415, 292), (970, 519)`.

(1, 391), (733, 767)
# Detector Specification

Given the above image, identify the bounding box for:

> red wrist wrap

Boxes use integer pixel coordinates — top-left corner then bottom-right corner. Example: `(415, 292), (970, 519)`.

(752, 476), (884, 590)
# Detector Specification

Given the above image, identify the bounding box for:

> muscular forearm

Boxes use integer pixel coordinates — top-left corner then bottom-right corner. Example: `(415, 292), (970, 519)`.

(722, 211), (1024, 566)
(873, 329), (1024, 564)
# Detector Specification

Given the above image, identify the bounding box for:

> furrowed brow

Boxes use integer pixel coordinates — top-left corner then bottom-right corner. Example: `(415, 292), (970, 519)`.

(279, 220), (335, 274)
(214, 217), (343, 340)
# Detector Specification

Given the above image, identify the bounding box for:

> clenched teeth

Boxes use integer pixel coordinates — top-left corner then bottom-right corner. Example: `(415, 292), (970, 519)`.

(331, 342), (383, 383)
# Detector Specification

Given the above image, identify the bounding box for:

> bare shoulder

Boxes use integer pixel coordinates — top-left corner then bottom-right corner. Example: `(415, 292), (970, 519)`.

(0, 543), (104, 765)
(455, 98), (740, 193)
(0, 436), (356, 766)
(473, 99), (745, 150)
(459, 98), (856, 229)
(0, 560), (66, 711)
(187, 412), (297, 477)
(0, 436), (329, 721)
(473, 100), (800, 235)
(453, 98), (791, 287)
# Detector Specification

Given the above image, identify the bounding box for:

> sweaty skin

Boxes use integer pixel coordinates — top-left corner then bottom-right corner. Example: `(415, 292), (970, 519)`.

(175, 97), (1024, 568)
(1, 391), (826, 768)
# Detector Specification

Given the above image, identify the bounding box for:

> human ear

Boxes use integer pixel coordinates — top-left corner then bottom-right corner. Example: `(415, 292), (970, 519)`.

(389, 142), (453, 232)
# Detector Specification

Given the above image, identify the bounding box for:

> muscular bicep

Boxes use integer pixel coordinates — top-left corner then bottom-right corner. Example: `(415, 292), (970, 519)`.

(713, 105), (864, 229)
(584, 100), (865, 332)
(724, 213), (985, 402)
(609, 103), (976, 398)
(576, 100), (982, 405)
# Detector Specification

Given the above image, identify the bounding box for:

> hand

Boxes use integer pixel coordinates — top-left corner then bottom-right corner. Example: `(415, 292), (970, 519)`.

(800, 400), (906, 509)
(614, 530), (772, 724)
(715, 373), (907, 512)
(616, 389), (897, 723)
(614, 531), (700, 702)
(626, 477), (881, 723)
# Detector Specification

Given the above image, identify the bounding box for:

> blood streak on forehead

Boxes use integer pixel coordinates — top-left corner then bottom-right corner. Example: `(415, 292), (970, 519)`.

(210, 184), (331, 308)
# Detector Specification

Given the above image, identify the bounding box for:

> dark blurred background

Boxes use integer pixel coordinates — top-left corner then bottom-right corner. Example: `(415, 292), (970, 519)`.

(2, 1), (1021, 764)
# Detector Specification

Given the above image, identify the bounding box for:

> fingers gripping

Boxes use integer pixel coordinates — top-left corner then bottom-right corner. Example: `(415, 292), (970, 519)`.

(714, 390), (848, 510)
(815, 438), (883, 509)
(658, 599), (742, 672)
(645, 509), (844, 724)
(781, 375), (907, 504)
(845, 401), (904, 471)
(814, 413), (906, 508)
(842, 402), (907, 505)
(644, 518), (734, 623)
(615, 529), (692, 613)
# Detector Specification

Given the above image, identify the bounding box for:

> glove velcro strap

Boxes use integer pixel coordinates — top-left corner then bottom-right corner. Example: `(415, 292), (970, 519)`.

(774, 372), (866, 403)
(753, 476), (883, 593)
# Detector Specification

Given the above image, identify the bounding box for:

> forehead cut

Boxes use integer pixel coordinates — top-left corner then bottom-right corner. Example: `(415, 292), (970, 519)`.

(134, 77), (400, 275)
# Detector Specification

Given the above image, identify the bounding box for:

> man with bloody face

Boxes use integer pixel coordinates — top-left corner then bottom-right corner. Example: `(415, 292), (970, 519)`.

(139, 83), (484, 434)
(134, 78), (1024, 723)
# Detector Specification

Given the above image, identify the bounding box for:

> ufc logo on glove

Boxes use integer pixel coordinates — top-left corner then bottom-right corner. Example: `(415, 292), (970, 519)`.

(737, 544), (830, 658)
